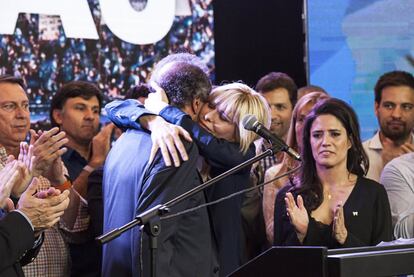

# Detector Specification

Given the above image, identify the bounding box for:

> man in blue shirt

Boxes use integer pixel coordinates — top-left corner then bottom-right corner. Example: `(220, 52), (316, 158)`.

(50, 81), (114, 276)
(103, 60), (218, 277)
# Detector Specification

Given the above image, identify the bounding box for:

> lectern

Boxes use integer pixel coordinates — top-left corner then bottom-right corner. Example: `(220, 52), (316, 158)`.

(229, 244), (414, 277)
(229, 247), (327, 277)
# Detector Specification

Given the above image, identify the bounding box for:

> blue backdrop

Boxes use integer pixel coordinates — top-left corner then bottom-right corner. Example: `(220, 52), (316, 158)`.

(307, 0), (414, 139)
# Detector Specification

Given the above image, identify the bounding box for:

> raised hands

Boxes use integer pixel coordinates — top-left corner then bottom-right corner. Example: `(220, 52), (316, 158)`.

(285, 192), (309, 243)
(381, 136), (414, 166)
(333, 203), (348, 244)
(88, 123), (115, 168)
(18, 142), (35, 168)
(30, 127), (68, 186)
(0, 161), (23, 208)
(11, 142), (35, 196)
(17, 177), (70, 232)
(0, 141), (37, 205)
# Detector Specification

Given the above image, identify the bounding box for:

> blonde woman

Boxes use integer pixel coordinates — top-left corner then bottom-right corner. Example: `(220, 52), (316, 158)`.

(197, 83), (270, 153)
(106, 82), (270, 276)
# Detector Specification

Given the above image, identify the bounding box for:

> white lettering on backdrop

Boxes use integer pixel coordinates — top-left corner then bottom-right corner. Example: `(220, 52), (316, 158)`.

(0, 0), (176, 44)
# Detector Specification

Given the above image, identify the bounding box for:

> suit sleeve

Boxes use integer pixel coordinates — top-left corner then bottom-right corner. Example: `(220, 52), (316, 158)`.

(104, 99), (155, 131)
(371, 184), (393, 244)
(0, 212), (36, 272)
(160, 106), (256, 169)
(20, 232), (44, 266)
(105, 101), (255, 169)
(135, 140), (200, 214)
(132, 141), (208, 277)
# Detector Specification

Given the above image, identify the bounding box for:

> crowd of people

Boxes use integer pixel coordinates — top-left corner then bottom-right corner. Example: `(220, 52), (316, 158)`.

(1, 50), (414, 277)
(0, 0), (214, 120)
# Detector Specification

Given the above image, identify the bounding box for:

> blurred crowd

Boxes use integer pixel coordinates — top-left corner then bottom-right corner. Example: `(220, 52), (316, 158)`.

(0, 0), (214, 120)
(1, 1), (414, 277)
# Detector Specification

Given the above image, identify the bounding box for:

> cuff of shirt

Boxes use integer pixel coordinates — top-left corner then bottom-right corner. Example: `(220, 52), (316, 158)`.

(32, 232), (44, 249)
(71, 187), (88, 206)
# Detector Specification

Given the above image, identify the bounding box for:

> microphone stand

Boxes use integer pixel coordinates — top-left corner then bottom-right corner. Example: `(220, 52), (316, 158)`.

(96, 144), (283, 277)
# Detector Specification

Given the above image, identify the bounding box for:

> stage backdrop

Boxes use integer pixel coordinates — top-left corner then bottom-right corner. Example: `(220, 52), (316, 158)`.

(0, 0), (214, 122)
(306, 0), (414, 140)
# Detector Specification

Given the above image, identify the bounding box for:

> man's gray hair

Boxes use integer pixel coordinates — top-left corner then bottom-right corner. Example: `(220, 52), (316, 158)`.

(155, 61), (211, 108)
(150, 53), (209, 83)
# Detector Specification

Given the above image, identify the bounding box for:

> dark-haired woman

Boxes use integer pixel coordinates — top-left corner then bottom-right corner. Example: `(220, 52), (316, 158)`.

(274, 98), (392, 248)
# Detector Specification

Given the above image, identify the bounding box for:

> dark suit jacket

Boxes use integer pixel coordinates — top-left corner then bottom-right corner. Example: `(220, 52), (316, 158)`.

(0, 211), (40, 277)
(105, 100), (256, 276)
(160, 106), (255, 277)
(103, 127), (218, 277)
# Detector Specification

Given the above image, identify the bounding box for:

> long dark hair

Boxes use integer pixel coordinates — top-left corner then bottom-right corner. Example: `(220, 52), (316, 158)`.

(295, 98), (369, 211)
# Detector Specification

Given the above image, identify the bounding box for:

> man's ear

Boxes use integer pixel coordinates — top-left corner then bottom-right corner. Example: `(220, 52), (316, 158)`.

(374, 101), (379, 118)
(52, 109), (63, 125)
(191, 98), (202, 115)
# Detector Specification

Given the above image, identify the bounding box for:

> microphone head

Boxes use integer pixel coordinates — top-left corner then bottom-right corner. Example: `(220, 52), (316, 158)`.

(242, 114), (258, 131)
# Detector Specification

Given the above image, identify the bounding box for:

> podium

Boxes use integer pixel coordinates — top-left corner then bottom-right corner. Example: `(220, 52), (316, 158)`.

(229, 244), (414, 277)
(327, 244), (414, 277)
(229, 247), (327, 277)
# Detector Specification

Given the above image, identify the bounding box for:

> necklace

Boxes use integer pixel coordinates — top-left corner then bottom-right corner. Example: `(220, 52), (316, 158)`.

(324, 175), (354, 201)
(324, 189), (333, 200)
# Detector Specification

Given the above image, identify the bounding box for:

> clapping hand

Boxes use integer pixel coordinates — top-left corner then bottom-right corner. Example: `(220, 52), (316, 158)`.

(0, 141), (36, 203)
(17, 177), (70, 232)
(88, 123), (115, 168)
(11, 142), (36, 196)
(285, 192), (309, 243)
(0, 161), (22, 208)
(30, 128), (68, 186)
(381, 137), (414, 166)
(333, 203), (348, 244)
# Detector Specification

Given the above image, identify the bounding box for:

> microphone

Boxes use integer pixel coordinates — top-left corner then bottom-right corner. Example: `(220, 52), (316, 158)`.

(242, 114), (301, 161)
